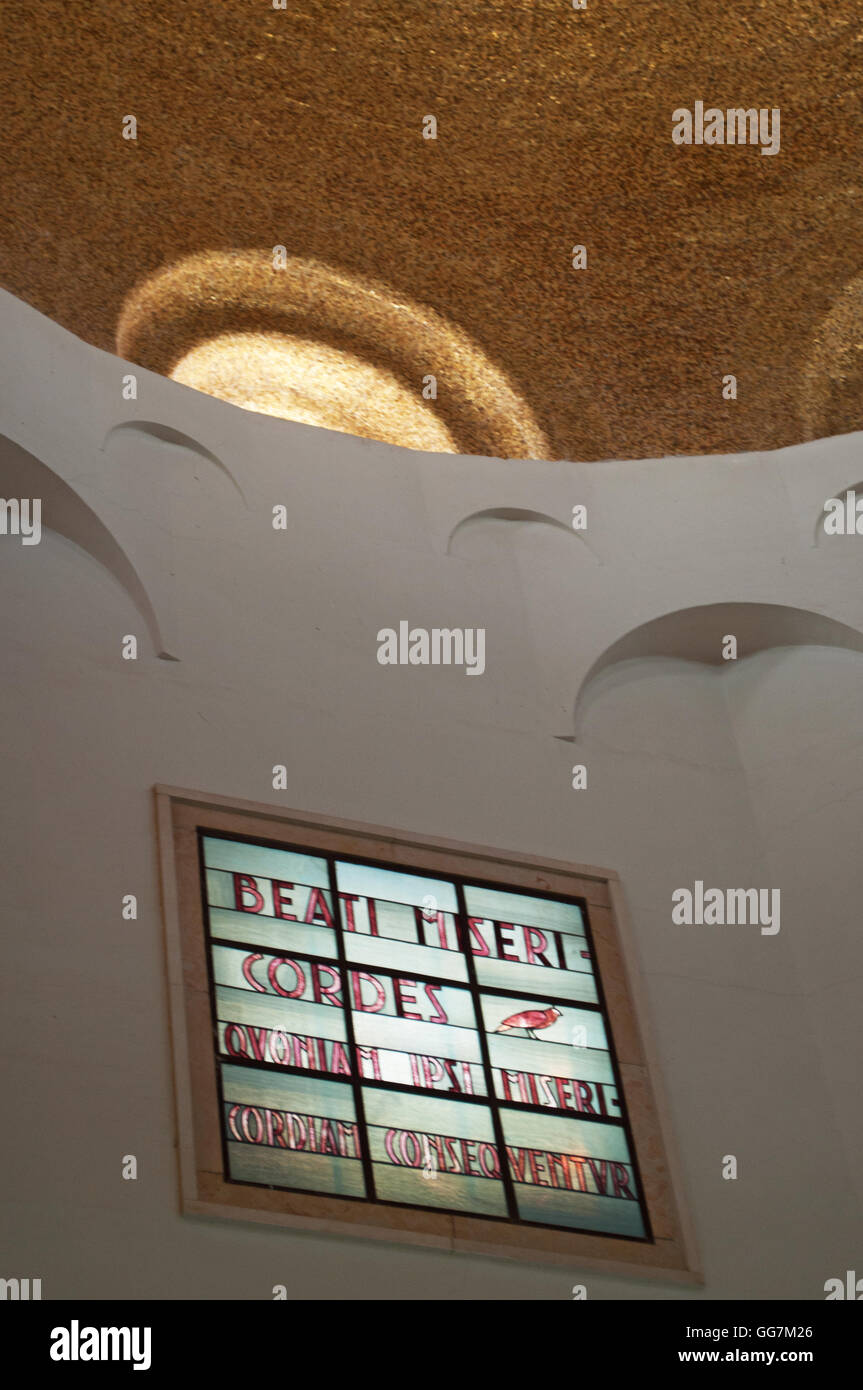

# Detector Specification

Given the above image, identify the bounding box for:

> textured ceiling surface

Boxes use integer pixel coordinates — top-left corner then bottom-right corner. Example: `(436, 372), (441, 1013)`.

(2, 0), (862, 460)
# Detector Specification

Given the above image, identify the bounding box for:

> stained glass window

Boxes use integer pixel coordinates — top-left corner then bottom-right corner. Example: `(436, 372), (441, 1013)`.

(199, 832), (650, 1241)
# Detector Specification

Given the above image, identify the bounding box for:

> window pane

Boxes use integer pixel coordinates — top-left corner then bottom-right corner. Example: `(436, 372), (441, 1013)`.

(362, 1089), (508, 1217)
(351, 974), (487, 1096)
(500, 1107), (644, 1237)
(335, 860), (466, 981)
(212, 943), (351, 1078)
(197, 833), (648, 1242)
(203, 835), (337, 958)
(463, 884), (597, 1003)
(220, 1063), (365, 1198)
(480, 993), (621, 1118)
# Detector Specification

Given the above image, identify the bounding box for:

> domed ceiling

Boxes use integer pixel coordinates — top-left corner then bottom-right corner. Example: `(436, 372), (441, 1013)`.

(2, 0), (861, 460)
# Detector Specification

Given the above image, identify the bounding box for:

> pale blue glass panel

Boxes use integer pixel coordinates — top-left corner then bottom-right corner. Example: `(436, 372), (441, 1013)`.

(502, 1106), (632, 1161)
(208, 904), (338, 959)
(215, 984), (347, 1039)
(221, 1063), (357, 1117)
(499, 1106), (643, 1236)
(217, 987), (346, 1043)
(374, 1165), (506, 1216)
(475, 954), (597, 1003)
(463, 885), (585, 938)
(219, 1063), (364, 1197)
(335, 861), (458, 914)
(363, 1088), (507, 1217)
(344, 931), (467, 982)
(226, 1144), (366, 1196)
(203, 836), (330, 887)
(352, 1011), (482, 1062)
(516, 1186), (644, 1237)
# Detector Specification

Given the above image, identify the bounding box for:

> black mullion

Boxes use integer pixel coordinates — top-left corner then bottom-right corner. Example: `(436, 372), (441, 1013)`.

(325, 851), (378, 1203)
(454, 879), (520, 1222)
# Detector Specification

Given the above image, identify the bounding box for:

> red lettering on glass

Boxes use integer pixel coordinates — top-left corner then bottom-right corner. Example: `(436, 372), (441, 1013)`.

(611, 1162), (634, 1198)
(569, 1155), (589, 1192)
(285, 1113), (307, 1149)
(493, 922), (520, 962)
(478, 1142), (501, 1178)
(319, 1119), (338, 1156)
(467, 918), (491, 956)
(266, 1110), (288, 1148)
(399, 1131), (422, 1167)
(421, 1056), (445, 1088)
(586, 1158), (609, 1194)
(242, 953), (267, 993)
(224, 1023), (249, 1057)
(350, 970), (386, 1013)
(523, 926), (552, 967)
(310, 962), (343, 1007)
(339, 893), (359, 930)
(304, 887), (334, 928)
(271, 880), (297, 919)
(233, 874), (265, 913)
(393, 977), (421, 1020)
(505, 1146), (527, 1182)
(574, 1080), (598, 1115)
(241, 1107), (264, 1143)
(547, 1153), (572, 1189)
(460, 1139), (479, 1176)
(424, 981), (448, 1024)
(268, 956), (305, 998)
(356, 1046), (381, 1080)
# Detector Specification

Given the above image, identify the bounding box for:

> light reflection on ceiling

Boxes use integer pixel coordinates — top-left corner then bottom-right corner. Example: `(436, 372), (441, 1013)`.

(172, 332), (458, 452)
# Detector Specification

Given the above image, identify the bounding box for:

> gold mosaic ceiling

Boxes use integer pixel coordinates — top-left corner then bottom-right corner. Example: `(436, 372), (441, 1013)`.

(2, 0), (862, 460)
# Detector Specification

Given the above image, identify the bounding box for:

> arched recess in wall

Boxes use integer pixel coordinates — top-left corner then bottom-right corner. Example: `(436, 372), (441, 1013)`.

(572, 602), (863, 737)
(802, 273), (863, 442)
(102, 422), (247, 506)
(447, 508), (599, 562)
(116, 252), (550, 460)
(0, 433), (173, 660)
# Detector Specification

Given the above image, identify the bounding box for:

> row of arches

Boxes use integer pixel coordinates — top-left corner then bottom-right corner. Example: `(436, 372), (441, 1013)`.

(3, 432), (861, 728)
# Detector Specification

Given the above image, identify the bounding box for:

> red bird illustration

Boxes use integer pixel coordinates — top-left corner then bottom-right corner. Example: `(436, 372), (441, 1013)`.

(495, 1006), (561, 1040)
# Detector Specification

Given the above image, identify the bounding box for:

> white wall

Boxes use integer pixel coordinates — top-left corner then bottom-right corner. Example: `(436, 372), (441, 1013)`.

(1, 292), (861, 1298)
